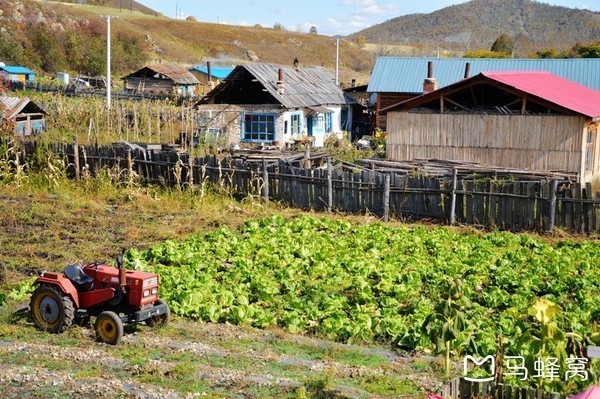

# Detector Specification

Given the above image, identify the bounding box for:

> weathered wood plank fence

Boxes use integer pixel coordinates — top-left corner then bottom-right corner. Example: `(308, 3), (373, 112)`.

(10, 140), (600, 234)
(442, 378), (567, 399)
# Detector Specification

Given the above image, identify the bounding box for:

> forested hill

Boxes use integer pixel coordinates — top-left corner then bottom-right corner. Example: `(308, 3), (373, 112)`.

(349, 0), (600, 55)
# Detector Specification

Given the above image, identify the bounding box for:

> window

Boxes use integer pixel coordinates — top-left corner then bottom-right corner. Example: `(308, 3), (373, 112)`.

(325, 112), (333, 133)
(291, 113), (302, 135)
(585, 127), (596, 172)
(243, 113), (276, 142)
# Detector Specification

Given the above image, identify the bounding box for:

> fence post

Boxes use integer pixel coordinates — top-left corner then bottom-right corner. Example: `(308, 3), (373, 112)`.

(327, 156), (333, 212)
(303, 146), (311, 168)
(449, 168), (458, 225)
(383, 174), (390, 222)
(188, 149), (194, 188)
(547, 179), (558, 232)
(73, 135), (80, 180)
(126, 149), (133, 178)
(262, 158), (269, 202)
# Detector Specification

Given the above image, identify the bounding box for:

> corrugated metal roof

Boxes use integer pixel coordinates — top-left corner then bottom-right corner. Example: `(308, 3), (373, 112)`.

(242, 63), (347, 109)
(190, 66), (233, 79)
(0, 96), (45, 119)
(482, 71), (600, 119)
(0, 65), (35, 75)
(125, 62), (200, 85)
(367, 57), (600, 93)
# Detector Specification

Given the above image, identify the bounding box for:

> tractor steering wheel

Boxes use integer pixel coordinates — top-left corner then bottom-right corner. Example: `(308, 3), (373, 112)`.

(89, 260), (105, 269)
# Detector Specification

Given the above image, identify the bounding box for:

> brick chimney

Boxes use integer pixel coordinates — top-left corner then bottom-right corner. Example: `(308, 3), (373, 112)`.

(277, 68), (285, 96)
(423, 61), (438, 94)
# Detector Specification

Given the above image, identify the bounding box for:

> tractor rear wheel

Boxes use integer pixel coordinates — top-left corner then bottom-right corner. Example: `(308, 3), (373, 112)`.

(30, 286), (75, 333)
(94, 311), (123, 345)
(145, 298), (171, 328)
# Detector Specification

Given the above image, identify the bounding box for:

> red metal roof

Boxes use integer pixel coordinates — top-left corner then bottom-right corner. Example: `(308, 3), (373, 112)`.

(482, 71), (600, 119)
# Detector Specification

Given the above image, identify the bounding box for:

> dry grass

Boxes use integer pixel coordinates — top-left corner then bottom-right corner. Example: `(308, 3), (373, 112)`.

(0, 177), (305, 286)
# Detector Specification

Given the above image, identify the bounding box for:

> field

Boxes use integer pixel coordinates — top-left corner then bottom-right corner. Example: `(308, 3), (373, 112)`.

(0, 146), (598, 397)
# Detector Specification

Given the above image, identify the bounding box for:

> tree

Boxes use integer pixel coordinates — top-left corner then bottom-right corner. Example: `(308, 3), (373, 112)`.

(0, 33), (26, 65)
(464, 49), (510, 58)
(490, 33), (514, 56)
(578, 43), (600, 58)
(273, 22), (285, 31)
(28, 24), (67, 73)
(309, 26), (317, 34)
(356, 36), (366, 49)
(536, 49), (561, 59)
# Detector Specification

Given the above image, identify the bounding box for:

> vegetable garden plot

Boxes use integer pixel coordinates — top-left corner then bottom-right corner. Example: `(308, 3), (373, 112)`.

(127, 216), (599, 363)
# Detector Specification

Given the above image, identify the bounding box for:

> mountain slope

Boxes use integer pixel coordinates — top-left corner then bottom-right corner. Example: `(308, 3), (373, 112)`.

(48, 0), (159, 16)
(0, 0), (372, 84)
(349, 0), (600, 54)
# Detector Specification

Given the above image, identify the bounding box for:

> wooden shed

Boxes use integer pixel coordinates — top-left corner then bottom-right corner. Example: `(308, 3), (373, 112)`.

(381, 71), (600, 183)
(122, 62), (200, 96)
(0, 65), (36, 83)
(368, 57), (600, 131)
(0, 96), (46, 137)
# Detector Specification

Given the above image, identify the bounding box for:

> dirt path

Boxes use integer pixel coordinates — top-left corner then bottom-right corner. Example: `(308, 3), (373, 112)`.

(0, 314), (445, 399)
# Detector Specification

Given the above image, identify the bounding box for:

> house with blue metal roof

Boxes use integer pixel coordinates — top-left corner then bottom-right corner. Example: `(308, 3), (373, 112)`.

(0, 65), (36, 83)
(189, 63), (234, 95)
(368, 57), (600, 131)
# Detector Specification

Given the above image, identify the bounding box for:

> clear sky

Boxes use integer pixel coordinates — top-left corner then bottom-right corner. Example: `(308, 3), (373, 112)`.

(136, 0), (600, 36)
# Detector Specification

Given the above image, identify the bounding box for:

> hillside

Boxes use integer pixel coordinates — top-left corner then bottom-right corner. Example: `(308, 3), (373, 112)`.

(0, 0), (372, 85)
(47, 0), (159, 16)
(349, 0), (600, 55)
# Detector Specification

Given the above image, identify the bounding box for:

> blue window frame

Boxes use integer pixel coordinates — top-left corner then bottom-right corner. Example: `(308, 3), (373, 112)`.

(325, 112), (333, 133)
(243, 113), (276, 142)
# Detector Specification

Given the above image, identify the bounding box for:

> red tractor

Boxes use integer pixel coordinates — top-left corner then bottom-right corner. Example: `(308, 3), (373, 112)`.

(29, 253), (170, 345)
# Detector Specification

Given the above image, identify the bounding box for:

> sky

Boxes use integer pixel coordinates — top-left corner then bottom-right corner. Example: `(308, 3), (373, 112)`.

(136, 0), (600, 36)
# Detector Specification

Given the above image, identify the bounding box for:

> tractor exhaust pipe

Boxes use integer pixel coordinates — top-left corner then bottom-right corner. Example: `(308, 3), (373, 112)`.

(116, 249), (127, 294)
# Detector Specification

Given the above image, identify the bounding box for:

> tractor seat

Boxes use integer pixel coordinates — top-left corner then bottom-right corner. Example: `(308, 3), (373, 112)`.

(63, 265), (94, 291)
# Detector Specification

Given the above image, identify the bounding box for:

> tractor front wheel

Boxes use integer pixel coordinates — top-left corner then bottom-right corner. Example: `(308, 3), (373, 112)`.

(30, 286), (75, 333)
(94, 311), (123, 345)
(146, 298), (171, 328)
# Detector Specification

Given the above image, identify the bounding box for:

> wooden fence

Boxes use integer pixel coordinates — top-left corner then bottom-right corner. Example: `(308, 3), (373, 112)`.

(442, 378), (567, 399)
(9, 140), (600, 234)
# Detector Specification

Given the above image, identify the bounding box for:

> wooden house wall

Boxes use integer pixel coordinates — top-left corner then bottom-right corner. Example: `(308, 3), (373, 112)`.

(124, 77), (175, 93)
(375, 93), (417, 131)
(386, 112), (586, 177)
(189, 72), (218, 95)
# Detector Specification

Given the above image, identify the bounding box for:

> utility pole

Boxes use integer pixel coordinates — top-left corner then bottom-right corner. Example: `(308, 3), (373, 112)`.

(335, 38), (339, 86)
(101, 15), (117, 109)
